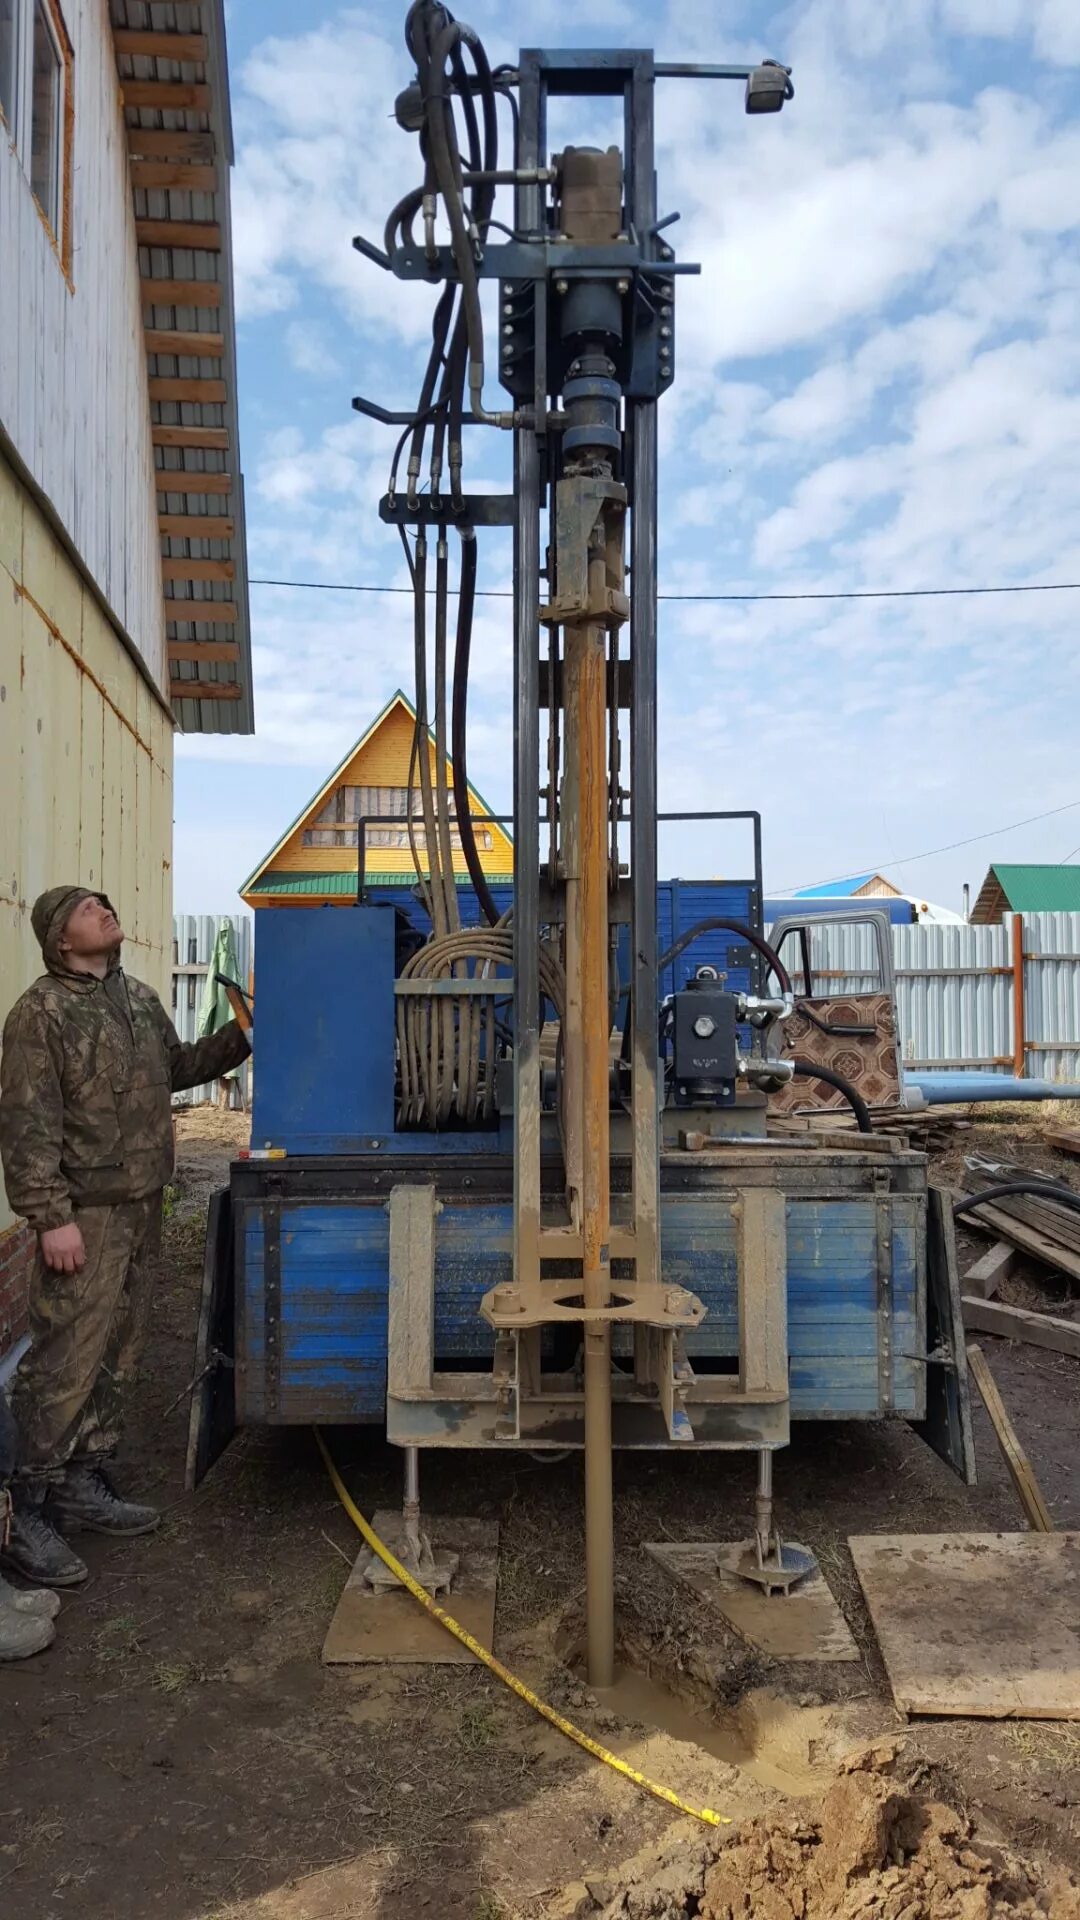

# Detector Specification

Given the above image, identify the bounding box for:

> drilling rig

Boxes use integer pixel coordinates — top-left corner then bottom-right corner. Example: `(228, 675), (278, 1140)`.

(190, 5), (974, 1689)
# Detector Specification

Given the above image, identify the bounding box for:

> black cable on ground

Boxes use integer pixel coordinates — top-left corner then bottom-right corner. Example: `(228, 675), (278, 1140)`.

(953, 1180), (1080, 1220)
(791, 1060), (872, 1133)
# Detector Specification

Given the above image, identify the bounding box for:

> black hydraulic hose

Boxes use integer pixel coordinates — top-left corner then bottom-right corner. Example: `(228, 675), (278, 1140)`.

(405, 283), (457, 499)
(656, 918), (793, 996)
(451, 529), (499, 925)
(791, 1060), (872, 1133)
(427, 24), (487, 411)
(953, 1180), (1080, 1220)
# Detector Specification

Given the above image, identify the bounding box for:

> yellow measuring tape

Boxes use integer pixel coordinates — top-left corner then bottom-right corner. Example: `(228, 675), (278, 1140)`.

(316, 1430), (730, 1829)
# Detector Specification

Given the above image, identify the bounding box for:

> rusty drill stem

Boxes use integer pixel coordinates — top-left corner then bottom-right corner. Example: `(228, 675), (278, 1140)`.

(574, 541), (615, 1691)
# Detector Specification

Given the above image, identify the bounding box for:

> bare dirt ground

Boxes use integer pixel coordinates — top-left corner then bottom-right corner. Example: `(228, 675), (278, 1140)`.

(0, 1106), (1078, 1920)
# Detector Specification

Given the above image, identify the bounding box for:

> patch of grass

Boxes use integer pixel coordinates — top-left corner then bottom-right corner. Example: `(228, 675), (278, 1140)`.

(91, 1614), (144, 1669)
(1004, 1722), (1080, 1768)
(474, 1895), (504, 1920)
(152, 1659), (207, 1695)
(459, 1700), (498, 1754)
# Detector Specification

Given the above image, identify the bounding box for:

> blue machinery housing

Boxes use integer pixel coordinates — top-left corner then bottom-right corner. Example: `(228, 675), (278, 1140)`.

(188, 902), (973, 1488)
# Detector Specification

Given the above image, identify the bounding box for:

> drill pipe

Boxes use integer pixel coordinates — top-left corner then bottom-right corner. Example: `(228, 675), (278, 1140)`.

(563, 541), (616, 1689)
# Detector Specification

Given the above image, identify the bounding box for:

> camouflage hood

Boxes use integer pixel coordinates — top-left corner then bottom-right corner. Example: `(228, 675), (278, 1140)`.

(31, 887), (118, 978)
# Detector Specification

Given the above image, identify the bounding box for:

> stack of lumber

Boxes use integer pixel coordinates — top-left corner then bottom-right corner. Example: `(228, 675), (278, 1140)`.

(960, 1164), (1080, 1284)
(769, 1105), (970, 1152)
(1043, 1126), (1080, 1160)
(958, 1157), (1080, 1358)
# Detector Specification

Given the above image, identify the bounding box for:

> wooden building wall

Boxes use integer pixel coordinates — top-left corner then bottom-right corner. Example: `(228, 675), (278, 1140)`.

(0, 0), (165, 694)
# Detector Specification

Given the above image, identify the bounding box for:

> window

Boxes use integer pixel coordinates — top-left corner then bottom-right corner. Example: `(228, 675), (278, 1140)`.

(301, 783), (496, 854)
(2, 0), (71, 271)
(29, 0), (60, 229)
(0, 0), (17, 129)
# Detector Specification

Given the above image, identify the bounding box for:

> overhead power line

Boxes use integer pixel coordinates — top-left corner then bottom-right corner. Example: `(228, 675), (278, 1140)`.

(775, 798), (1080, 895)
(248, 575), (1080, 604)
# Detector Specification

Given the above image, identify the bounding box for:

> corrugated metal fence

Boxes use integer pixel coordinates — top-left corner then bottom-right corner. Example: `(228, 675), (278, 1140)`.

(765, 910), (1080, 1078)
(171, 915), (253, 1108)
(171, 908), (1080, 1098)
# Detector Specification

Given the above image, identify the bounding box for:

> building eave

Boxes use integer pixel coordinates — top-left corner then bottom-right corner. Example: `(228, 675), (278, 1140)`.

(111, 0), (253, 735)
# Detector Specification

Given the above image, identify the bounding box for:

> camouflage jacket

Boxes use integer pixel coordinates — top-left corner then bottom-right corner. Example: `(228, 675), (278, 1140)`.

(0, 963), (250, 1230)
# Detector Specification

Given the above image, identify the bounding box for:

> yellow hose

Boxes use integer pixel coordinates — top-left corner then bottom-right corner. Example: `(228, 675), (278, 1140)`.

(316, 1430), (730, 1829)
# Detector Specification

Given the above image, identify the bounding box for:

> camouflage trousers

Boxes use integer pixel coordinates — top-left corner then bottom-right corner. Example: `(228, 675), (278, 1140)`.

(10, 1195), (161, 1486)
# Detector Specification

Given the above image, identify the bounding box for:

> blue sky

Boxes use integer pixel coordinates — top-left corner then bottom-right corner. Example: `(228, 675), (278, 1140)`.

(175, 0), (1080, 911)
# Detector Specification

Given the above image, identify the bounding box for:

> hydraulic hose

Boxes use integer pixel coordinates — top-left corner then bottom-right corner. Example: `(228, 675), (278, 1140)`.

(953, 1180), (1080, 1220)
(791, 1060), (872, 1133)
(451, 529), (500, 925)
(656, 917), (793, 996)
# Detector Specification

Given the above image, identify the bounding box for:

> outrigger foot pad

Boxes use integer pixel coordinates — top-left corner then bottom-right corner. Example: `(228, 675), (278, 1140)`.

(736, 1536), (817, 1597)
(359, 1517), (459, 1598)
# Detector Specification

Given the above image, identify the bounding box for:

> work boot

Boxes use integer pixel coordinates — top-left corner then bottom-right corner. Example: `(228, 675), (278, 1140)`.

(0, 1591), (55, 1660)
(49, 1463), (160, 1538)
(1, 1486), (88, 1588)
(0, 1571), (61, 1620)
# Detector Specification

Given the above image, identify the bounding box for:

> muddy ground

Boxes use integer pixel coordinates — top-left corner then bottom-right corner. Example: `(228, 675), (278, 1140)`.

(0, 1105), (1078, 1919)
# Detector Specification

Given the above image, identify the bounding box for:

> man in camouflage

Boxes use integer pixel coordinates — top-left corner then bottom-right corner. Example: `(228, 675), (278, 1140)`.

(0, 887), (251, 1616)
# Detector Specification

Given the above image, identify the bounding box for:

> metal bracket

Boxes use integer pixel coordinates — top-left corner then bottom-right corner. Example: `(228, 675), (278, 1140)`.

(480, 1277), (705, 1331)
(538, 476), (628, 629)
(876, 1195), (895, 1411)
(263, 1200), (281, 1416)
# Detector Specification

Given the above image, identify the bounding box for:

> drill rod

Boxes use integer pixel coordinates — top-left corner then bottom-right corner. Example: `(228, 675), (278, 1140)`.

(567, 538), (616, 1689)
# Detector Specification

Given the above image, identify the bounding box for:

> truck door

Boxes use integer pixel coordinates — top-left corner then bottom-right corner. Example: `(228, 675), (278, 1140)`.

(767, 907), (905, 1115)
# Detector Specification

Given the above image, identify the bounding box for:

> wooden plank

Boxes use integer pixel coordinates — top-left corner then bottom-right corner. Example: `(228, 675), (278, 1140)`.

(737, 1188), (788, 1396)
(132, 161), (218, 192)
(155, 470), (233, 495)
(141, 278), (222, 308)
(167, 641), (240, 664)
(966, 1344), (1053, 1532)
(162, 557), (235, 582)
(113, 29), (209, 59)
(963, 1297), (1080, 1361)
(126, 129), (215, 161)
(169, 679), (242, 701)
(122, 81), (212, 110)
(1044, 1128), (1080, 1160)
(159, 514), (234, 538)
(963, 1241), (1016, 1301)
(148, 377), (227, 403)
(985, 1193), (1080, 1255)
(152, 425), (229, 450)
(961, 1201), (1080, 1283)
(166, 600), (237, 624)
(145, 329), (224, 356)
(849, 1531), (1080, 1718)
(136, 219), (222, 252)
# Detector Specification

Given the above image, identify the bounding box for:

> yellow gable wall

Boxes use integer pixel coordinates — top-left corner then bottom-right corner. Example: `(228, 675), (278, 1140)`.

(260, 699), (513, 885)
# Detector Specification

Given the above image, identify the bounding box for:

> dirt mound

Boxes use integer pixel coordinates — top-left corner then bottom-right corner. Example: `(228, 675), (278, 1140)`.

(567, 1745), (1080, 1920)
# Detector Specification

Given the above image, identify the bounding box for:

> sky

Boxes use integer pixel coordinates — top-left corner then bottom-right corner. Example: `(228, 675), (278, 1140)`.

(174, 0), (1080, 913)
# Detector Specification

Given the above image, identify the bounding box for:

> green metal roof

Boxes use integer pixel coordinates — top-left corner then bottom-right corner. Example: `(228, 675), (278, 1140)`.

(248, 870), (486, 897)
(986, 865), (1080, 913)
